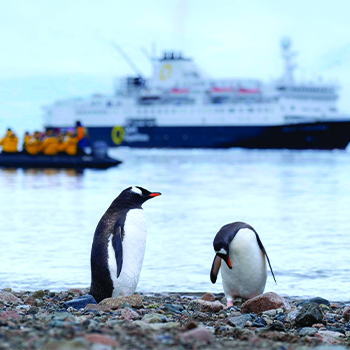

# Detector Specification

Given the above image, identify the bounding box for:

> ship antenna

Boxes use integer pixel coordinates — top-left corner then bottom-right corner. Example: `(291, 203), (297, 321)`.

(280, 37), (297, 83)
(110, 41), (144, 78)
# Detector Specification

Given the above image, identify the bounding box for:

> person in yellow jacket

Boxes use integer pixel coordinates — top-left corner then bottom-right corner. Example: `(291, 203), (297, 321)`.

(59, 130), (77, 156)
(0, 128), (18, 153)
(38, 130), (58, 155)
(24, 131), (41, 155)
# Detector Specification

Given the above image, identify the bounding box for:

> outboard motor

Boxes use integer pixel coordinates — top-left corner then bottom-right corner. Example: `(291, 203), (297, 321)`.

(91, 141), (108, 158)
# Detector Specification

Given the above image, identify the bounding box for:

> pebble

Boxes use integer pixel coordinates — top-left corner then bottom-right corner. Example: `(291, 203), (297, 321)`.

(296, 302), (324, 327)
(240, 292), (291, 314)
(229, 314), (253, 328)
(99, 294), (143, 309)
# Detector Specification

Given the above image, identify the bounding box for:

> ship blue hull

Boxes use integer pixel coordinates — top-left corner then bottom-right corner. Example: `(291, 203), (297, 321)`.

(52, 121), (350, 150)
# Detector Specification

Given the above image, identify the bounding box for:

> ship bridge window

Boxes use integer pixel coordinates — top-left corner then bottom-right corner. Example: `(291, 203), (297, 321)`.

(248, 108), (253, 112)
(106, 101), (112, 107)
(330, 107), (337, 112)
(229, 109), (235, 112)
(290, 106), (295, 110)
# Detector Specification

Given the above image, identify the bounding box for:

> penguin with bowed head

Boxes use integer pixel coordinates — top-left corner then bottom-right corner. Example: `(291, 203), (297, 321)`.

(90, 186), (161, 303)
(210, 221), (276, 307)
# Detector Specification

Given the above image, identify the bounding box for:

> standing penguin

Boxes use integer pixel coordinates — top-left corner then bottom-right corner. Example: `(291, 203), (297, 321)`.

(90, 186), (161, 303)
(210, 222), (276, 307)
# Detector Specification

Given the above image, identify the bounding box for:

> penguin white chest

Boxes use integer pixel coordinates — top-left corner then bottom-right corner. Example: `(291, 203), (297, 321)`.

(221, 228), (267, 300)
(108, 209), (147, 296)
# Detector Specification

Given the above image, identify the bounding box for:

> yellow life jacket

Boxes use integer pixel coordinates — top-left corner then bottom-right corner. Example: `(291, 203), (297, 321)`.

(0, 135), (18, 152)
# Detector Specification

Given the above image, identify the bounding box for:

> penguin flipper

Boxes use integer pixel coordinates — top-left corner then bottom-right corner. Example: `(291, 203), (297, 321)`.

(112, 226), (123, 278)
(254, 233), (277, 284)
(210, 255), (222, 284)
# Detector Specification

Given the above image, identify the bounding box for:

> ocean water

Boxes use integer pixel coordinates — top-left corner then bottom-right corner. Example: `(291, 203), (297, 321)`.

(0, 147), (349, 301)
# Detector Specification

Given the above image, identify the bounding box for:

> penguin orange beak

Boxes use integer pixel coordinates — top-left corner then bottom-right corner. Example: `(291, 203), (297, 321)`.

(149, 192), (161, 197)
(217, 253), (232, 269)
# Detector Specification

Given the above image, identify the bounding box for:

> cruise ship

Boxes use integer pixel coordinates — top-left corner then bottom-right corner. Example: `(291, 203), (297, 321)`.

(43, 39), (350, 149)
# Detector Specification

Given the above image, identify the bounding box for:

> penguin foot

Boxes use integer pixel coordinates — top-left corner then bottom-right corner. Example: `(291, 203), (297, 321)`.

(226, 299), (233, 308)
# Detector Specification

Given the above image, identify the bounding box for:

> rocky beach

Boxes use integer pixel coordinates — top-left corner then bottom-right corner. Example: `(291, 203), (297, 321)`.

(0, 289), (349, 349)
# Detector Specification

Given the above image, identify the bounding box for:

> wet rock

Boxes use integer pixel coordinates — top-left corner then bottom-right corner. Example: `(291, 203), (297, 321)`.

(201, 293), (215, 302)
(0, 310), (21, 321)
(296, 303), (324, 327)
(240, 292), (290, 314)
(252, 317), (267, 327)
(32, 290), (45, 299)
(342, 306), (350, 322)
(181, 327), (214, 344)
(64, 295), (97, 310)
(84, 333), (119, 347)
(141, 313), (167, 323)
(99, 294), (143, 309)
(0, 290), (21, 303)
(299, 327), (318, 336)
(229, 314), (253, 328)
(163, 303), (183, 314)
(187, 299), (223, 313)
(297, 297), (330, 307)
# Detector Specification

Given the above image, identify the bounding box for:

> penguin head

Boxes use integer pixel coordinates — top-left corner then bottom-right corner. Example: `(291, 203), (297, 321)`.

(115, 186), (161, 208)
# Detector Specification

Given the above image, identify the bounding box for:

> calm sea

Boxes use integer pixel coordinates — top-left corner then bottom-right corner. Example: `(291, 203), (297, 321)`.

(0, 148), (349, 301)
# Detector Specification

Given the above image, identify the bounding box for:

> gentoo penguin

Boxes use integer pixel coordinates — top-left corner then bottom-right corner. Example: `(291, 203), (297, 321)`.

(210, 221), (276, 307)
(90, 186), (161, 303)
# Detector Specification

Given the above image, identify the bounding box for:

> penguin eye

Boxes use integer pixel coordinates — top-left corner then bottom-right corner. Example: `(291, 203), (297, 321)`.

(131, 186), (143, 195)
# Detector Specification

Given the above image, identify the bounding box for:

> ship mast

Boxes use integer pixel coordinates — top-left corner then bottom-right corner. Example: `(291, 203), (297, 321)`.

(281, 37), (297, 84)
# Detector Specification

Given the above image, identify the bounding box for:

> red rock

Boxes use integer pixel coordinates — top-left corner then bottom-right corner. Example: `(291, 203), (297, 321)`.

(99, 294), (143, 309)
(188, 300), (223, 313)
(312, 323), (326, 329)
(181, 327), (214, 343)
(201, 293), (215, 302)
(85, 333), (119, 347)
(121, 307), (140, 320)
(24, 297), (36, 306)
(0, 291), (21, 303)
(240, 292), (290, 314)
(0, 311), (21, 321)
(342, 306), (350, 322)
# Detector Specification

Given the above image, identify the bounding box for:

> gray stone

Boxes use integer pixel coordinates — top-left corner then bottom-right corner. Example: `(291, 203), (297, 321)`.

(141, 313), (167, 323)
(134, 320), (180, 330)
(229, 314), (253, 328)
(299, 327), (318, 336)
(296, 303), (323, 327)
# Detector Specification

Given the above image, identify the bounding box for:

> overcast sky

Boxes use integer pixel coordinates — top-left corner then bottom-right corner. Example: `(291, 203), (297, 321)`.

(1, 0), (350, 132)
